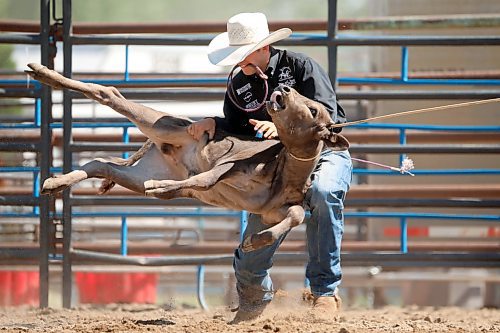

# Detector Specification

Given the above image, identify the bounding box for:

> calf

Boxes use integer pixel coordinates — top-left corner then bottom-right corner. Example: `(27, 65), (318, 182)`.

(26, 63), (349, 252)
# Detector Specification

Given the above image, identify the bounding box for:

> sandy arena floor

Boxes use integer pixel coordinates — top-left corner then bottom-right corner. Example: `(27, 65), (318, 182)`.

(1, 301), (499, 333)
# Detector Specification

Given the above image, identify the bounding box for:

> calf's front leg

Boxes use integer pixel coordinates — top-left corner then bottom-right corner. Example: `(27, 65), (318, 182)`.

(41, 158), (147, 195)
(144, 163), (234, 199)
(42, 144), (171, 195)
(241, 205), (305, 252)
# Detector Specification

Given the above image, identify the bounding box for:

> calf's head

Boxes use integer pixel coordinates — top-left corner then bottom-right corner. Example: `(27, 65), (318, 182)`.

(266, 86), (349, 152)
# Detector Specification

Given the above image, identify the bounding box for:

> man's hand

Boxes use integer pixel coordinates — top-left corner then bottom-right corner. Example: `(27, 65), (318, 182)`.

(187, 118), (216, 141)
(249, 119), (278, 139)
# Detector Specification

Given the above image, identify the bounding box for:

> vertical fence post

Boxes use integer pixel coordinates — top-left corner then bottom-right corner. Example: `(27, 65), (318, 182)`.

(196, 265), (208, 310)
(124, 44), (130, 81)
(62, 0), (73, 308)
(401, 46), (409, 82)
(120, 217), (128, 256)
(33, 171), (40, 216)
(34, 97), (42, 217)
(398, 127), (409, 254)
(239, 211), (248, 243)
(120, 127), (129, 256)
(35, 97), (42, 127)
(400, 217), (408, 253)
(195, 207), (209, 309)
(327, 0), (339, 86)
(39, 0), (51, 309)
(399, 128), (407, 166)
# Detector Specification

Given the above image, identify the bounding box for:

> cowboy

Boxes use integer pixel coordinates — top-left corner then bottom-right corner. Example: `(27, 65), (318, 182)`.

(188, 12), (352, 323)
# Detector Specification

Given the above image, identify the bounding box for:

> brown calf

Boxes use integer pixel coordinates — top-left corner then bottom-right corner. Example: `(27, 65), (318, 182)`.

(26, 63), (349, 252)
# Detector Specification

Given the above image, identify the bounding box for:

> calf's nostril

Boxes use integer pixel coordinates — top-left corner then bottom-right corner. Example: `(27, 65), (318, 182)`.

(282, 86), (291, 93)
(276, 95), (283, 105)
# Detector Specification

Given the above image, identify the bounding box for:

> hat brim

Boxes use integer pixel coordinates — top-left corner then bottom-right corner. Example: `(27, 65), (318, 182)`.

(208, 28), (292, 67)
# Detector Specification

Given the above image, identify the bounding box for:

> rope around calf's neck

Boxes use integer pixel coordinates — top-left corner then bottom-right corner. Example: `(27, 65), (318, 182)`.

(288, 150), (322, 162)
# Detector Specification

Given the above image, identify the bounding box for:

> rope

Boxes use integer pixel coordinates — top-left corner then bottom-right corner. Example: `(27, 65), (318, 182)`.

(351, 157), (415, 176)
(288, 150), (321, 162)
(332, 97), (500, 128)
(226, 64), (268, 113)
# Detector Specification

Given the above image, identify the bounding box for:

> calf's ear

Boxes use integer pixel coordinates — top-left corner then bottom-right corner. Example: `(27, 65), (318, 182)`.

(319, 125), (349, 151)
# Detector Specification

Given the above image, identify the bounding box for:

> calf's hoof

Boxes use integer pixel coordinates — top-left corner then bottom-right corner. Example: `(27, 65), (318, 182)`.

(98, 179), (115, 194)
(143, 180), (158, 190)
(144, 188), (163, 197)
(144, 188), (176, 200)
(41, 176), (68, 195)
(241, 231), (275, 252)
(25, 63), (65, 89)
(144, 179), (176, 190)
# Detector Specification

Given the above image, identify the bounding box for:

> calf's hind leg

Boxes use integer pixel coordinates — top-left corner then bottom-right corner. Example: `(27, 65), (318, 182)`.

(41, 169), (89, 195)
(25, 63), (194, 146)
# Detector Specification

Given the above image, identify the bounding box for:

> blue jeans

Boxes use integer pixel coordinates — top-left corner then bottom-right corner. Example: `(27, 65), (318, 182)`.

(233, 149), (352, 305)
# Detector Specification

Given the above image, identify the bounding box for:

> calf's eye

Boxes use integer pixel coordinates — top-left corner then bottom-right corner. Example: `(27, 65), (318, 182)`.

(308, 107), (318, 117)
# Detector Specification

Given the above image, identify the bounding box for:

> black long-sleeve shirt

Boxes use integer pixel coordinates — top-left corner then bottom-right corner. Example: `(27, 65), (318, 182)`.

(214, 47), (346, 136)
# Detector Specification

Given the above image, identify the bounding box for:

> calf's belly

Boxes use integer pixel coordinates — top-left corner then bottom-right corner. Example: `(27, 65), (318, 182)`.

(194, 183), (272, 213)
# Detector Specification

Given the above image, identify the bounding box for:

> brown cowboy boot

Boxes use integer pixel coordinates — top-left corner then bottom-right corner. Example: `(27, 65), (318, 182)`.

(229, 285), (271, 324)
(312, 294), (342, 312)
(229, 301), (268, 324)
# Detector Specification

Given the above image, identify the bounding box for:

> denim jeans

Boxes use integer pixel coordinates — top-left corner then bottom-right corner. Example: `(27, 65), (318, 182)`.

(233, 149), (352, 304)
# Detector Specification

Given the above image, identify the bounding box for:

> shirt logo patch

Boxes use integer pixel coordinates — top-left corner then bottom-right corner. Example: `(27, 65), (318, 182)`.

(278, 67), (293, 81)
(243, 91), (253, 103)
(283, 79), (296, 87)
(236, 83), (251, 95)
(246, 100), (259, 109)
(278, 67), (296, 87)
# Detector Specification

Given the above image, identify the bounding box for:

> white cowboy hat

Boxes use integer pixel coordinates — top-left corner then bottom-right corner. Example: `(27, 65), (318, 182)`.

(208, 12), (292, 67)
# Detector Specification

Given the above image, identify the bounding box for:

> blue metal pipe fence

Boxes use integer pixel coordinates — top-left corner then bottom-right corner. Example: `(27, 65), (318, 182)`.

(2, 109), (500, 251)
(3, 211), (498, 223)
(2, 74), (499, 260)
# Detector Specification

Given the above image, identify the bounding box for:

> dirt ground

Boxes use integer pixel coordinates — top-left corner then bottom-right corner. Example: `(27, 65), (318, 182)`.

(1, 299), (499, 333)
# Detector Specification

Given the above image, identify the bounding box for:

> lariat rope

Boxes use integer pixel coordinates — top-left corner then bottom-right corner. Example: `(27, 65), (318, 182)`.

(331, 97), (500, 129)
(290, 97), (500, 165)
(227, 64), (500, 173)
(351, 156), (416, 176)
(226, 64), (268, 113)
(343, 97), (500, 175)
